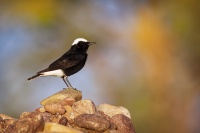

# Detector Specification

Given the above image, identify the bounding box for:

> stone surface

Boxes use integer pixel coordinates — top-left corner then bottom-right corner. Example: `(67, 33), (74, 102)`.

(0, 114), (15, 120)
(71, 100), (96, 119)
(96, 111), (111, 122)
(6, 119), (33, 133)
(74, 114), (110, 132)
(97, 104), (131, 118)
(0, 88), (135, 133)
(40, 88), (82, 106)
(63, 105), (73, 120)
(0, 118), (5, 132)
(44, 102), (66, 115)
(60, 97), (76, 106)
(58, 116), (68, 126)
(6, 112), (44, 133)
(0, 118), (16, 132)
(110, 114), (135, 133)
(107, 130), (120, 133)
(51, 114), (62, 123)
(36, 107), (46, 113)
(43, 122), (83, 133)
(39, 112), (55, 122)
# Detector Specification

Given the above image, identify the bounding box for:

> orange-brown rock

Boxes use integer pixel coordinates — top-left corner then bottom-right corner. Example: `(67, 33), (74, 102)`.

(110, 114), (135, 133)
(74, 114), (110, 132)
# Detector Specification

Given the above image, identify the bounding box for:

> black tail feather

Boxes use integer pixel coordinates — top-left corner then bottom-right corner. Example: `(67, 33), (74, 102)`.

(27, 74), (40, 81)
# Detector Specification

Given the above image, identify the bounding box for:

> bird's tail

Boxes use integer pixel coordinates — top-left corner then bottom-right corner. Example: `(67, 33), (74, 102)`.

(27, 74), (40, 81)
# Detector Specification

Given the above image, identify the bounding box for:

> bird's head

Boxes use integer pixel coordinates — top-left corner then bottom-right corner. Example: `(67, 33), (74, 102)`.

(71, 38), (95, 53)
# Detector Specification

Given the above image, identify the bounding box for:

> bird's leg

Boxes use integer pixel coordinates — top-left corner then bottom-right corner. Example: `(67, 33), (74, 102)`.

(65, 77), (73, 88)
(63, 76), (74, 89)
(63, 77), (69, 88)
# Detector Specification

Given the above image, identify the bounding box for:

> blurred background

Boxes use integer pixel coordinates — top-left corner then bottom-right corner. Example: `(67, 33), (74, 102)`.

(0, 0), (200, 133)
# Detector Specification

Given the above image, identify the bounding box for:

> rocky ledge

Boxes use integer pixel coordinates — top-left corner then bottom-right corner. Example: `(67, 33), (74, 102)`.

(0, 88), (136, 133)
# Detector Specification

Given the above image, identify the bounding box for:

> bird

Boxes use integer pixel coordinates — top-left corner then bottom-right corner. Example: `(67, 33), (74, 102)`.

(27, 38), (95, 88)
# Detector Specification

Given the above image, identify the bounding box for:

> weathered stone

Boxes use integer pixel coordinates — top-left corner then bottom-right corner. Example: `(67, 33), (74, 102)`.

(0, 117), (3, 129)
(22, 112), (44, 132)
(44, 102), (66, 115)
(52, 114), (62, 123)
(0, 114), (14, 120)
(1, 118), (14, 132)
(41, 88), (82, 106)
(96, 111), (111, 121)
(109, 121), (117, 130)
(110, 114), (135, 133)
(71, 100), (96, 119)
(0, 87), (136, 133)
(107, 130), (120, 133)
(63, 105), (73, 120)
(74, 114), (110, 132)
(6, 119), (33, 133)
(0, 118), (16, 132)
(58, 116), (68, 126)
(43, 122), (83, 133)
(36, 107), (46, 113)
(6, 112), (44, 133)
(64, 105), (73, 113)
(97, 104), (131, 118)
(0, 119), (4, 132)
(39, 112), (54, 122)
(60, 97), (76, 106)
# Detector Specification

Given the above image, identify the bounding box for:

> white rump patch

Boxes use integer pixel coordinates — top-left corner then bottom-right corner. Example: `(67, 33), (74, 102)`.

(72, 38), (88, 45)
(41, 69), (65, 78)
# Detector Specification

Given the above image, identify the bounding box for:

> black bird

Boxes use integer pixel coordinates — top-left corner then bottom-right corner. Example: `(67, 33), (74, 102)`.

(27, 38), (95, 88)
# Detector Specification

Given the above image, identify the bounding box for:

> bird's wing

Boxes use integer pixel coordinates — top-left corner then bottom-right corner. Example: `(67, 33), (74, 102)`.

(37, 52), (87, 74)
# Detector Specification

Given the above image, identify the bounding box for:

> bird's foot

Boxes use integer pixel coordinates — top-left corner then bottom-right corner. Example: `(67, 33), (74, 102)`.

(69, 87), (77, 90)
(63, 87), (77, 90)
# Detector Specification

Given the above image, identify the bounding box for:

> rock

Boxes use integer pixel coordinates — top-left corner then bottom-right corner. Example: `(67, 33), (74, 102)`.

(6, 119), (32, 133)
(20, 112), (44, 132)
(107, 130), (120, 133)
(3, 119), (16, 126)
(110, 114), (135, 133)
(39, 112), (55, 122)
(36, 107), (46, 113)
(63, 105), (73, 120)
(74, 114), (110, 132)
(43, 122), (83, 133)
(44, 102), (66, 115)
(71, 100), (96, 119)
(97, 104), (131, 118)
(0, 119), (2, 132)
(0, 114), (15, 120)
(6, 112), (44, 133)
(60, 97), (76, 106)
(51, 114), (62, 123)
(0, 89), (136, 132)
(0, 118), (16, 132)
(40, 88), (82, 106)
(109, 120), (117, 130)
(58, 116), (68, 126)
(96, 111), (111, 122)
(64, 105), (73, 112)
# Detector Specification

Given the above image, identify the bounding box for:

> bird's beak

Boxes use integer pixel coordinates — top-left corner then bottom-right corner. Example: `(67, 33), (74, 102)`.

(88, 42), (96, 45)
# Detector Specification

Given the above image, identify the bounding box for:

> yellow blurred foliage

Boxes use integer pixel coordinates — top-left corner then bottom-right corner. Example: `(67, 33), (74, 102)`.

(11, 1), (57, 25)
(132, 7), (191, 133)
(134, 7), (177, 88)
